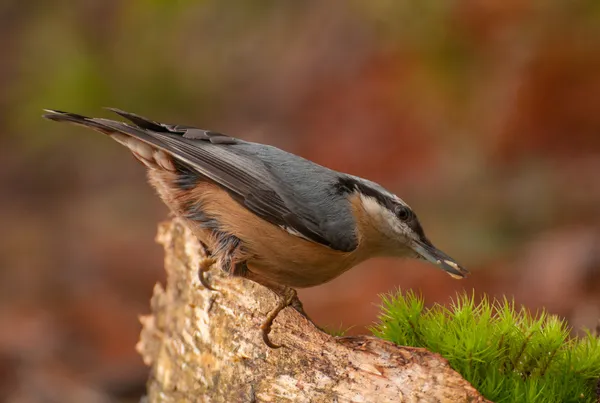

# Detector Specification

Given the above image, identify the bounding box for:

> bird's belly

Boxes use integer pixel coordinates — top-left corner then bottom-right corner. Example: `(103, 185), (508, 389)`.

(146, 175), (365, 288)
(247, 255), (357, 288)
(235, 222), (363, 288)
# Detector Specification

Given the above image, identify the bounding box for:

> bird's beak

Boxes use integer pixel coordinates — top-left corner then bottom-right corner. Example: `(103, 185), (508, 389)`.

(410, 239), (469, 279)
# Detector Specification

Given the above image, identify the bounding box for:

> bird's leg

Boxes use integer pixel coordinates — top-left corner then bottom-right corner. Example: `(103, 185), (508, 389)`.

(244, 272), (308, 349)
(197, 241), (217, 291)
(205, 232), (306, 348)
(196, 233), (245, 291)
(260, 286), (297, 349)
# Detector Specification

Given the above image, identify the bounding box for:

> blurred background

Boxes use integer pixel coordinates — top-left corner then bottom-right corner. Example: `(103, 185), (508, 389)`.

(1, 0), (600, 401)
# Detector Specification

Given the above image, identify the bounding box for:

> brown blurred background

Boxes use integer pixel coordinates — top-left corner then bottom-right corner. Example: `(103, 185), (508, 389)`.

(1, 0), (600, 401)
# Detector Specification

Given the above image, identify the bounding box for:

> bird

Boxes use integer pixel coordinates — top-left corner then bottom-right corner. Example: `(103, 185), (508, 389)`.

(43, 108), (469, 348)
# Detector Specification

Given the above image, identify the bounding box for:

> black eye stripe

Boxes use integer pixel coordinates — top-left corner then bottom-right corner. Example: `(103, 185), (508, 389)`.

(336, 177), (395, 209)
(336, 177), (415, 220)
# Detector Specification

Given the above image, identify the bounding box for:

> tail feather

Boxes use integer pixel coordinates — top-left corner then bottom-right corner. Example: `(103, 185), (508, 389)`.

(42, 109), (179, 171)
(43, 109), (114, 132)
(43, 109), (164, 147)
(43, 108), (239, 173)
(104, 107), (172, 133)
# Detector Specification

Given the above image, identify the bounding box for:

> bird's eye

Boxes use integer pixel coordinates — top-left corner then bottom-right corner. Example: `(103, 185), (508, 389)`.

(395, 205), (412, 221)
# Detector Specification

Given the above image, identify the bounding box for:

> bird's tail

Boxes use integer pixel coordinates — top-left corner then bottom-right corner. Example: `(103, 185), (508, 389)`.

(42, 108), (179, 171)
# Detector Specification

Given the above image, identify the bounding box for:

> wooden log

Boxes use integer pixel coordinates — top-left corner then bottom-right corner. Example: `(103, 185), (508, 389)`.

(137, 219), (490, 403)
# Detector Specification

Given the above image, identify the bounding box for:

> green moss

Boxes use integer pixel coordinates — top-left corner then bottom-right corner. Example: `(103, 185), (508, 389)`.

(371, 290), (600, 403)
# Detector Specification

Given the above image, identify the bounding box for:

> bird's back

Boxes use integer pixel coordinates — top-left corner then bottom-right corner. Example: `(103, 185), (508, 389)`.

(43, 109), (359, 252)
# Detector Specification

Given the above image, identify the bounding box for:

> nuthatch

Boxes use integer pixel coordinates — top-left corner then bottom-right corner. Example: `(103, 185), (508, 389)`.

(43, 108), (468, 348)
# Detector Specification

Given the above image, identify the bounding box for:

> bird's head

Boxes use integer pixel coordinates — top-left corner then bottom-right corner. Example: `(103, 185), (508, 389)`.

(343, 176), (469, 279)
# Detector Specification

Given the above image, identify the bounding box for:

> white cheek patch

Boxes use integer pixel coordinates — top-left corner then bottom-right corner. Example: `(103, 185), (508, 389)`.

(359, 194), (384, 218)
(359, 194), (402, 237)
(358, 194), (418, 244)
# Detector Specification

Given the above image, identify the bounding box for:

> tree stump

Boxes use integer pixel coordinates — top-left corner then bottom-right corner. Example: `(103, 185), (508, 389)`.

(136, 219), (490, 402)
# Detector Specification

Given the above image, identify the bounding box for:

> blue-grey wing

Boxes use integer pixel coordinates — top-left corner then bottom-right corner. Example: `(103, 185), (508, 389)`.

(156, 135), (358, 252)
(94, 109), (360, 252)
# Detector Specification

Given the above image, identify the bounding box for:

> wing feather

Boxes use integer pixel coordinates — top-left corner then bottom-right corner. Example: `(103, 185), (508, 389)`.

(43, 109), (355, 251)
(153, 134), (335, 246)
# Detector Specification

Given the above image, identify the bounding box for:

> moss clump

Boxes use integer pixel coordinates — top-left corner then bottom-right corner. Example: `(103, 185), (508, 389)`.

(371, 290), (600, 403)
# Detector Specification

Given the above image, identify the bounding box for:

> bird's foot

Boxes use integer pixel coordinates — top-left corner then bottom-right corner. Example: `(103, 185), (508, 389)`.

(260, 287), (297, 349)
(198, 257), (217, 291)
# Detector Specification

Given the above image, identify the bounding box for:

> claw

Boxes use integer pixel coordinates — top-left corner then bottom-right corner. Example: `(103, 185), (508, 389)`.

(261, 321), (282, 349)
(198, 257), (217, 291)
(260, 287), (297, 349)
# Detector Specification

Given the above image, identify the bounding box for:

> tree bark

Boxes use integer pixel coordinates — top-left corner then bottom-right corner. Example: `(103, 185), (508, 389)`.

(137, 219), (490, 403)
